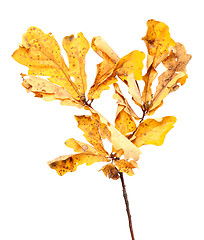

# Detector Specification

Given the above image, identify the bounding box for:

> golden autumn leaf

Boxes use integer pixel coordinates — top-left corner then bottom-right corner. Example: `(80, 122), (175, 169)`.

(113, 50), (145, 84)
(62, 33), (90, 95)
(141, 19), (175, 105)
(140, 20), (191, 114)
(48, 153), (109, 176)
(131, 116), (177, 147)
(12, 26), (88, 104)
(99, 163), (119, 180)
(88, 37), (145, 100)
(75, 115), (109, 156)
(114, 159), (138, 176)
(86, 107), (142, 161)
(113, 83), (138, 136)
(141, 66), (158, 104)
(87, 36), (119, 100)
(142, 19), (176, 68)
(127, 73), (142, 107)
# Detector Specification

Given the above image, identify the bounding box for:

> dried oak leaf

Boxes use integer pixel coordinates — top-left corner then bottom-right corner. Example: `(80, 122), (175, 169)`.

(149, 43), (191, 113)
(88, 36), (145, 100)
(113, 50), (145, 84)
(65, 138), (99, 155)
(114, 159), (138, 176)
(113, 83), (139, 136)
(62, 33), (89, 95)
(99, 163), (119, 180)
(141, 20), (191, 114)
(86, 107), (142, 161)
(21, 75), (83, 108)
(48, 153), (109, 176)
(87, 36), (119, 100)
(75, 115), (109, 156)
(141, 19), (176, 104)
(142, 19), (176, 68)
(127, 73), (143, 107)
(12, 27), (89, 105)
(131, 116), (177, 147)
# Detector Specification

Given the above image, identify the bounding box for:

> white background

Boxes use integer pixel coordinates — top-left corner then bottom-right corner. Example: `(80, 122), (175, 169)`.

(1, 0), (203, 240)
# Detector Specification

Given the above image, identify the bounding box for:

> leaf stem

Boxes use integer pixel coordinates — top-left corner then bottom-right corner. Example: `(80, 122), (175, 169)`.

(119, 172), (135, 240)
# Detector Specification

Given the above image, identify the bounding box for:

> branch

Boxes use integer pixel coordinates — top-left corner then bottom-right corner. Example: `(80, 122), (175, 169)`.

(119, 172), (135, 240)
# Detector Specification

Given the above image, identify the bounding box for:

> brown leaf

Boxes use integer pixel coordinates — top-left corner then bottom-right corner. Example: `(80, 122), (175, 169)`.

(99, 163), (119, 180)
(150, 43), (191, 112)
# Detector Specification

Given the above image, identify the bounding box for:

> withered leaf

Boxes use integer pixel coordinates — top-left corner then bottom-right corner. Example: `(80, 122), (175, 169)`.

(48, 153), (109, 176)
(113, 83), (138, 136)
(62, 32), (89, 95)
(87, 107), (141, 161)
(75, 115), (108, 156)
(65, 138), (99, 155)
(99, 163), (119, 180)
(149, 42), (191, 112)
(12, 26), (85, 102)
(114, 159), (138, 176)
(141, 66), (158, 104)
(88, 36), (119, 100)
(131, 116), (177, 147)
(113, 50), (145, 84)
(149, 72), (187, 113)
(142, 19), (176, 68)
(88, 38), (145, 100)
(127, 73), (142, 107)
(21, 75), (83, 108)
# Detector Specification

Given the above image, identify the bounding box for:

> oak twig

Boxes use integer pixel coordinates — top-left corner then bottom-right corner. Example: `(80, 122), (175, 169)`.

(119, 172), (135, 240)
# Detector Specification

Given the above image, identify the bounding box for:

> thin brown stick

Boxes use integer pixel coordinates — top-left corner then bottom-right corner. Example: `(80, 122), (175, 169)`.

(119, 172), (135, 240)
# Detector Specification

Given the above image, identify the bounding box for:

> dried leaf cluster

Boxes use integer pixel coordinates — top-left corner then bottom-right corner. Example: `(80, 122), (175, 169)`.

(12, 19), (191, 179)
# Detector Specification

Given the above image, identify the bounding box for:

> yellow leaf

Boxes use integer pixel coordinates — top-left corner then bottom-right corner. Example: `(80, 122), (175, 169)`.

(114, 50), (145, 83)
(142, 19), (176, 68)
(12, 26), (83, 102)
(127, 73), (142, 107)
(99, 163), (119, 180)
(48, 153), (109, 176)
(75, 115), (108, 156)
(21, 75), (83, 108)
(114, 159), (138, 176)
(113, 83), (138, 136)
(87, 107), (142, 161)
(62, 33), (90, 95)
(88, 36), (119, 100)
(113, 83), (140, 120)
(65, 138), (99, 155)
(141, 66), (158, 103)
(132, 116), (177, 147)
